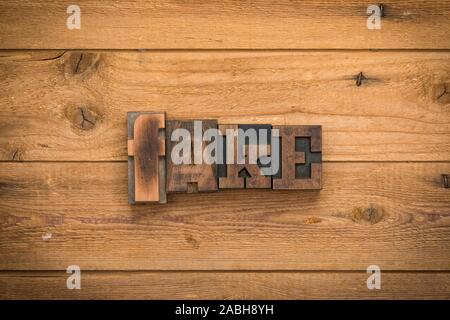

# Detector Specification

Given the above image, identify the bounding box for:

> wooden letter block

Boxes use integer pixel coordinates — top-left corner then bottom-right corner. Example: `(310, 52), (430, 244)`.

(127, 112), (166, 204)
(166, 120), (218, 193)
(272, 125), (322, 190)
(218, 124), (272, 189)
(127, 113), (324, 204)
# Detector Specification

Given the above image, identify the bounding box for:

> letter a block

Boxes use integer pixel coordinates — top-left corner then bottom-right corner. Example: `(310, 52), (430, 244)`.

(166, 120), (218, 193)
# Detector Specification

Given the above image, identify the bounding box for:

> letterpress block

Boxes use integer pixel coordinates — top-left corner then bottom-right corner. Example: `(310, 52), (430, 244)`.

(127, 112), (166, 204)
(166, 120), (218, 193)
(218, 124), (272, 189)
(272, 125), (322, 190)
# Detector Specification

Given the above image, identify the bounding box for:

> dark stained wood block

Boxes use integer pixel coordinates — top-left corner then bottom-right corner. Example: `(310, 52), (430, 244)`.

(272, 125), (322, 190)
(166, 120), (218, 193)
(218, 124), (272, 189)
(127, 112), (166, 204)
(218, 124), (243, 189)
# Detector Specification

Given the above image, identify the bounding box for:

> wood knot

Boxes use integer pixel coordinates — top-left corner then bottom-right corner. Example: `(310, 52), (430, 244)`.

(351, 204), (384, 224)
(435, 83), (450, 104)
(10, 148), (23, 161)
(65, 52), (100, 75)
(65, 105), (99, 130)
(185, 234), (200, 249)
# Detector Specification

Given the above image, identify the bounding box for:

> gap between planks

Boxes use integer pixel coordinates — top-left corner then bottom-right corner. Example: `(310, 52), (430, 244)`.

(1, 270), (450, 273)
(3, 49), (450, 52)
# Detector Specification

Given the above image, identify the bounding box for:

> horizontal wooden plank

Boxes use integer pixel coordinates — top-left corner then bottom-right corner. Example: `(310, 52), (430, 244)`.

(0, 1), (449, 49)
(1, 271), (449, 299)
(0, 51), (449, 161)
(0, 162), (449, 271)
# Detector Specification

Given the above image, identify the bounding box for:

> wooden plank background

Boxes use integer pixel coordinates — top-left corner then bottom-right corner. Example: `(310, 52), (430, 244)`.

(0, 0), (449, 299)
(1, 0), (450, 49)
(1, 51), (449, 162)
(1, 272), (449, 300)
(1, 162), (449, 271)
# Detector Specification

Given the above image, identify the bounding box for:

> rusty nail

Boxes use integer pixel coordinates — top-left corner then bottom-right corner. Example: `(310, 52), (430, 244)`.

(356, 72), (365, 86)
(442, 174), (449, 188)
(379, 4), (385, 17)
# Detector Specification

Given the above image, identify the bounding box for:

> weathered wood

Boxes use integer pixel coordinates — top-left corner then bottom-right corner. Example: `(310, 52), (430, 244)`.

(166, 120), (218, 193)
(0, 162), (449, 271)
(1, 271), (449, 300)
(1, 0), (449, 49)
(219, 124), (272, 189)
(219, 125), (243, 189)
(1, 50), (449, 162)
(273, 125), (322, 190)
(127, 112), (166, 203)
(1, 0), (449, 301)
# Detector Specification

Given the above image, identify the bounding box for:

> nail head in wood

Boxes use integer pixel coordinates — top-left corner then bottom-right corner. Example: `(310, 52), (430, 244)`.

(442, 174), (449, 188)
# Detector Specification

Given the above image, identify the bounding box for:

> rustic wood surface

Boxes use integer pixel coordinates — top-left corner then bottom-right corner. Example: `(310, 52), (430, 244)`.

(218, 124), (273, 189)
(0, 50), (449, 162)
(166, 120), (218, 193)
(128, 113), (166, 203)
(1, 271), (449, 300)
(0, 162), (448, 271)
(0, 0), (449, 49)
(273, 125), (322, 190)
(0, 0), (449, 299)
(219, 124), (246, 189)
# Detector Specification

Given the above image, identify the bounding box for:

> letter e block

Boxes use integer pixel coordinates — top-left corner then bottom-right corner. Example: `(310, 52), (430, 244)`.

(272, 125), (322, 190)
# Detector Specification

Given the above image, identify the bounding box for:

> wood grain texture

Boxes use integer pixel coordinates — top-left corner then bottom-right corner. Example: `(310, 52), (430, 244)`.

(0, 0), (449, 49)
(219, 124), (246, 189)
(0, 50), (449, 161)
(273, 125), (322, 190)
(1, 0), (449, 301)
(0, 162), (449, 271)
(1, 271), (449, 300)
(166, 120), (218, 193)
(129, 113), (166, 203)
(218, 124), (272, 189)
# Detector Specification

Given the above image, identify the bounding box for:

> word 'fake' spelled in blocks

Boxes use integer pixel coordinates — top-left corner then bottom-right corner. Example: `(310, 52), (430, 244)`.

(128, 112), (322, 204)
